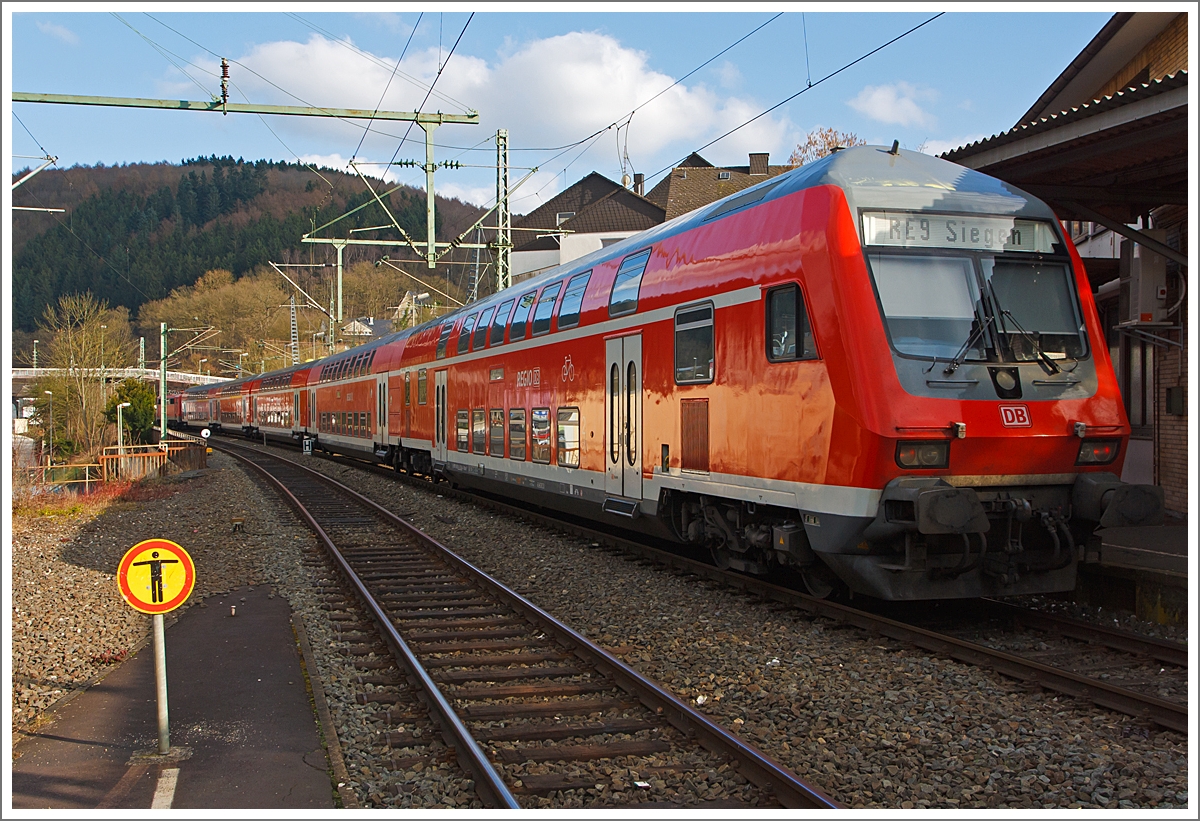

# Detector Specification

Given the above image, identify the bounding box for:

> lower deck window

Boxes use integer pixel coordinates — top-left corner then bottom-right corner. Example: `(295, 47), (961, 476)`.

(472, 409), (486, 454)
(531, 408), (551, 464)
(489, 409), (505, 456)
(557, 407), (580, 467)
(456, 410), (469, 451)
(509, 410), (527, 460)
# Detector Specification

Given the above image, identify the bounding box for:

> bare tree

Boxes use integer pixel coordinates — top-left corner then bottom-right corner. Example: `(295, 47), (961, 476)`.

(787, 127), (867, 167)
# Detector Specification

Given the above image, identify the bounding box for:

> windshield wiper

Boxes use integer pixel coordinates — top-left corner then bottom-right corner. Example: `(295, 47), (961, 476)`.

(943, 314), (994, 375)
(986, 279), (1061, 375)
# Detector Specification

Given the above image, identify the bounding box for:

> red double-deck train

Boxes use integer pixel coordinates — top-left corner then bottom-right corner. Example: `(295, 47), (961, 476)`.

(168, 146), (1163, 600)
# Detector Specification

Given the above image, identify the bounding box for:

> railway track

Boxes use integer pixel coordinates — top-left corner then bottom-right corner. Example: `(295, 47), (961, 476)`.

(211, 438), (839, 810)
(188, 430), (1188, 736)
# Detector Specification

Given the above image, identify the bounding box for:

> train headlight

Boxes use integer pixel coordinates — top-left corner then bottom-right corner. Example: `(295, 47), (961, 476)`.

(896, 440), (949, 469)
(1076, 439), (1119, 465)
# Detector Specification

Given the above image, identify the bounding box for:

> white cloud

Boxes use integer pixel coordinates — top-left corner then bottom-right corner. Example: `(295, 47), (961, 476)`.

(847, 82), (937, 128)
(37, 21), (78, 45)
(716, 60), (742, 90)
(918, 135), (989, 157)
(167, 31), (794, 184)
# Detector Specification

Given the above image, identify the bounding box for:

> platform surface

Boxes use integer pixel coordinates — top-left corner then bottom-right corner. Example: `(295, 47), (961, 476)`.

(11, 586), (336, 810)
(1093, 521), (1189, 578)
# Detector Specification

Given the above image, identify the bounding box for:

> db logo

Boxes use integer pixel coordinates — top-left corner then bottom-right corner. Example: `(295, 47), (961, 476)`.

(999, 405), (1032, 427)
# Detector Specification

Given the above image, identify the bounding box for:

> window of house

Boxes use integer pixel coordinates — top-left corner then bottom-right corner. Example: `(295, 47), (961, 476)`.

(473, 307), (495, 350)
(532, 282), (563, 336)
(509, 409), (527, 460)
(556, 211), (575, 226)
(509, 292), (537, 342)
(458, 313), (478, 355)
(417, 369), (427, 404)
(490, 299), (514, 346)
(556, 272), (591, 330)
(489, 409), (505, 456)
(436, 321), (454, 359)
(557, 407), (580, 468)
(472, 409), (486, 454)
(675, 302), (715, 383)
(531, 408), (551, 463)
(718, 171), (731, 180)
(609, 248), (652, 317)
(766, 284), (817, 361)
(456, 410), (469, 452)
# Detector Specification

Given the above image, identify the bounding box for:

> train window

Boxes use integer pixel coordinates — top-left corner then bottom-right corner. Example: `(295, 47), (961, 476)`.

(509, 292), (537, 342)
(675, 302), (715, 383)
(489, 409), (504, 456)
(868, 254), (981, 361)
(473, 307), (495, 350)
(626, 363), (637, 466)
(509, 409), (527, 460)
(405, 372), (411, 406)
(418, 369), (428, 404)
(766, 285), (817, 361)
(458, 313), (478, 355)
(472, 409), (486, 454)
(531, 408), (552, 464)
(456, 410), (469, 452)
(609, 364), (620, 464)
(556, 272), (591, 330)
(532, 282), (563, 336)
(436, 321), (454, 359)
(609, 249), (652, 317)
(490, 299), (514, 346)
(557, 407), (580, 468)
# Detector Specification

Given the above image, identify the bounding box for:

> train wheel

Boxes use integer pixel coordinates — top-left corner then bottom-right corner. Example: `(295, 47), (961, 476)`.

(800, 563), (839, 599)
(709, 544), (732, 570)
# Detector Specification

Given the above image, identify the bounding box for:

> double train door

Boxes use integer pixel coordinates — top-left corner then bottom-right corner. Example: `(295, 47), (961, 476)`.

(605, 334), (643, 500)
(434, 370), (448, 464)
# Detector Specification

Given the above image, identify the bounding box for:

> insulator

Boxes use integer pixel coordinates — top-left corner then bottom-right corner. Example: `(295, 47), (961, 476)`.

(221, 58), (230, 79)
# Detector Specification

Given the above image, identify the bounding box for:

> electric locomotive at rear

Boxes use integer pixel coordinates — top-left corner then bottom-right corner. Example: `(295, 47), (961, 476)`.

(184, 146), (1162, 602)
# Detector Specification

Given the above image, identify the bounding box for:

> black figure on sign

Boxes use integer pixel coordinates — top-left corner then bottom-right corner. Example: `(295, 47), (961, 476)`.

(132, 551), (179, 603)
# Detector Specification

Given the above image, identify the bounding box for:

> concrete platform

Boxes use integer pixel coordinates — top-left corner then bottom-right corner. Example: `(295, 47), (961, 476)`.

(1079, 519), (1190, 626)
(11, 586), (338, 810)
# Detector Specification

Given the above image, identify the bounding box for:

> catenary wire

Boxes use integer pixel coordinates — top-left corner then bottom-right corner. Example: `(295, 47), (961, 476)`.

(352, 12), (424, 161)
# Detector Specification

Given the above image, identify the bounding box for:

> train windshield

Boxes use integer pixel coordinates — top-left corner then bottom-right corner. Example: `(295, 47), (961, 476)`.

(864, 212), (1087, 364)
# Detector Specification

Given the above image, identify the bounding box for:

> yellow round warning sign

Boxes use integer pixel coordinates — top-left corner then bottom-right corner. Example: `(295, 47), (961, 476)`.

(117, 539), (196, 615)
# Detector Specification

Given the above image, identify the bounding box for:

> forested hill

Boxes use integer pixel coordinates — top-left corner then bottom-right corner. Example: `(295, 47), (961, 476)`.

(11, 156), (486, 332)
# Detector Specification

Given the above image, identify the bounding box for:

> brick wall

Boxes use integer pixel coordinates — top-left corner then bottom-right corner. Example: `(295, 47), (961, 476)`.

(1097, 13), (1189, 98)
(1153, 210), (1188, 514)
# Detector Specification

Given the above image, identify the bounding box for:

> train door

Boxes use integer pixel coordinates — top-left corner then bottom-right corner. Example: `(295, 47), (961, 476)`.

(605, 334), (643, 500)
(434, 369), (448, 464)
(377, 375), (388, 444)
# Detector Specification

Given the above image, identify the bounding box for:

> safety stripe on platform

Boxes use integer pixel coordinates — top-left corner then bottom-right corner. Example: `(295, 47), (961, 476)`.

(151, 767), (180, 809)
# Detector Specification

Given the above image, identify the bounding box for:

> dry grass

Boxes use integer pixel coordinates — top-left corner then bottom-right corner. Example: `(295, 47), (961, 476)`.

(11, 478), (186, 520)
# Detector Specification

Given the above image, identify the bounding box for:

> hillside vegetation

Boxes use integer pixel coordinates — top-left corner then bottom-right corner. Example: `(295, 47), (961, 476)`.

(12, 156), (489, 333)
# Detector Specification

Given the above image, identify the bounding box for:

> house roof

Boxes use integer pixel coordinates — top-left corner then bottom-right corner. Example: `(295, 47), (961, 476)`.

(1017, 11), (1181, 125)
(644, 154), (792, 220)
(512, 172), (665, 252)
(941, 70), (1187, 224)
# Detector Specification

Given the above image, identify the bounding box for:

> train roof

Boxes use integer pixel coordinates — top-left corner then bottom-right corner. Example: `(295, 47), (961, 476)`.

(399, 146), (1061, 336)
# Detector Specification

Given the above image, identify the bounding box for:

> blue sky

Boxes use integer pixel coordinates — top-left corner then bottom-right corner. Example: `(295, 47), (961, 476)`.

(7, 6), (1114, 214)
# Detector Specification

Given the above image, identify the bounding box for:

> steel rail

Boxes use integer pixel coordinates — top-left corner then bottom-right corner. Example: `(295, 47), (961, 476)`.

(980, 598), (1188, 668)
(217, 444), (520, 809)
(218, 439), (841, 810)
(202, 432), (1188, 735)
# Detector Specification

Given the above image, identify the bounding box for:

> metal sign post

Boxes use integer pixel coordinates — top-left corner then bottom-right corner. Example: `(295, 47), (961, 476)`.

(117, 539), (196, 755)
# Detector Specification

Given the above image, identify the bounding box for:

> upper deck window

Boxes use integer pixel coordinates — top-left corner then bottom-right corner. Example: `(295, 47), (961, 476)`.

(532, 282), (563, 336)
(458, 313), (478, 355)
(490, 299), (514, 346)
(436, 321), (454, 359)
(509, 292), (537, 342)
(556, 272), (591, 330)
(608, 249), (652, 317)
(473, 307), (495, 350)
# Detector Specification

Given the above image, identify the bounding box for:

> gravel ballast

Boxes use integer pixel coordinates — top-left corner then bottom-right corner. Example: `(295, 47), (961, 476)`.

(11, 448), (1189, 810)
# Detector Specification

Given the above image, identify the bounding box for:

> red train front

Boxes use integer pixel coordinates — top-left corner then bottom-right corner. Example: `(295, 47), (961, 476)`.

(198, 146), (1163, 602)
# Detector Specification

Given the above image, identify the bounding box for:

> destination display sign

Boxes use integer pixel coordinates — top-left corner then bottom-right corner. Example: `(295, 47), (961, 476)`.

(861, 211), (1057, 253)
